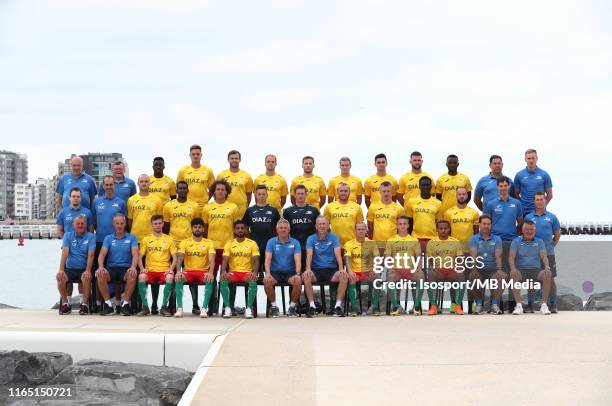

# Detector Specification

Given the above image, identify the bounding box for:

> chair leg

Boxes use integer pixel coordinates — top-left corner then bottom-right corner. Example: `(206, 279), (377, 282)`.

(320, 285), (326, 315)
(357, 283), (363, 314)
(281, 286), (287, 315)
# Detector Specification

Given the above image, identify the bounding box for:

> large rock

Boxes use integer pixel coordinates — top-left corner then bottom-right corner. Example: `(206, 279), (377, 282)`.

(0, 303), (19, 309)
(0, 351), (72, 385)
(584, 292), (612, 311)
(556, 294), (584, 311)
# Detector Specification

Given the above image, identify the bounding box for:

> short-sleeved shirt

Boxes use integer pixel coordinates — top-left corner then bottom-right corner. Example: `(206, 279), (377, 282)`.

(483, 197), (523, 241)
(468, 233), (502, 270)
(290, 175), (326, 209)
(385, 234), (421, 268)
(217, 169), (254, 218)
(435, 172), (472, 218)
(426, 237), (464, 269)
(306, 233), (340, 270)
(93, 196), (127, 243)
(266, 236), (302, 273)
(367, 201), (405, 242)
(140, 234), (177, 272)
(179, 237), (216, 271)
(177, 164), (215, 208)
(253, 173), (288, 211)
(364, 174), (398, 204)
(398, 171), (435, 202)
(511, 236), (546, 270)
(113, 178), (137, 203)
(444, 206), (480, 248)
(56, 172), (98, 209)
(202, 200), (239, 249)
(163, 199), (201, 243)
(283, 205), (319, 249)
(62, 231), (96, 270)
(102, 232), (138, 268)
(327, 175), (363, 203)
(514, 167), (553, 213)
(243, 204), (280, 252)
(127, 194), (163, 242)
(149, 175), (177, 204)
(223, 238), (260, 273)
(405, 196), (441, 239)
(323, 201), (364, 245)
(56, 206), (93, 235)
(525, 210), (560, 255)
(344, 238), (374, 273)
(474, 173), (514, 209)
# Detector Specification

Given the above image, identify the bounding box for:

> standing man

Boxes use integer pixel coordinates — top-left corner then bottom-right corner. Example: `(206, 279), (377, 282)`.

(474, 155), (514, 211)
(243, 185), (281, 274)
(327, 157), (363, 204)
(163, 181), (201, 243)
(127, 174), (163, 243)
(324, 183), (364, 247)
(112, 160), (137, 204)
(345, 223), (378, 316)
(290, 156), (326, 209)
(150, 157), (177, 204)
(398, 151), (435, 207)
(514, 149), (553, 216)
(177, 144), (215, 208)
(364, 153), (398, 207)
(217, 150), (254, 219)
(405, 176), (440, 252)
(525, 192), (561, 312)
(435, 154), (472, 219)
(253, 154), (288, 212)
(283, 185), (319, 257)
(93, 176), (127, 276)
(444, 187), (480, 252)
(56, 156), (97, 210)
(367, 182), (404, 242)
(56, 188), (94, 237)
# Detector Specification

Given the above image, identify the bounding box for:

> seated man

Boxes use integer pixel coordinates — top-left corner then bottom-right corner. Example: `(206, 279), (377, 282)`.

(385, 216), (424, 316)
(136, 215), (177, 317)
(425, 220), (466, 315)
(263, 219), (302, 318)
(509, 221), (552, 315)
(56, 215), (95, 315)
(219, 221), (260, 319)
(344, 222), (377, 316)
(302, 216), (347, 318)
(175, 218), (217, 318)
(96, 213), (139, 316)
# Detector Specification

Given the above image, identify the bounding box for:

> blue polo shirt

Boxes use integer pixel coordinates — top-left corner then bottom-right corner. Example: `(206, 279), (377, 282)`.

(102, 232), (138, 268)
(513, 167), (552, 213)
(62, 231), (96, 270)
(306, 233), (340, 270)
(525, 210), (560, 255)
(113, 178), (137, 203)
(266, 236), (302, 273)
(56, 172), (97, 209)
(483, 196), (523, 241)
(56, 206), (93, 234)
(510, 236), (546, 270)
(468, 233), (502, 270)
(93, 196), (127, 243)
(474, 173), (515, 208)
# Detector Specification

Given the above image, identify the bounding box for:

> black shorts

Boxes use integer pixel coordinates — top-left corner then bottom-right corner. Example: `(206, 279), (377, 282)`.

(312, 268), (336, 284)
(64, 267), (85, 282)
(107, 267), (129, 283)
(271, 271), (298, 284)
(541, 255), (557, 277)
(519, 268), (540, 281)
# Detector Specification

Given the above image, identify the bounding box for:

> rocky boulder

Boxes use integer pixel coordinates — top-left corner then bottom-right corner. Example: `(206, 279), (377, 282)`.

(0, 351), (72, 386)
(584, 292), (612, 310)
(556, 294), (584, 311)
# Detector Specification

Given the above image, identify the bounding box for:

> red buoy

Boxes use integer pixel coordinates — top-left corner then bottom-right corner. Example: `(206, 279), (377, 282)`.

(17, 235), (25, 246)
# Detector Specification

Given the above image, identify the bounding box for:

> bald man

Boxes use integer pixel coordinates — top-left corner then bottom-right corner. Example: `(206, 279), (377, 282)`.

(56, 156), (98, 209)
(127, 174), (163, 243)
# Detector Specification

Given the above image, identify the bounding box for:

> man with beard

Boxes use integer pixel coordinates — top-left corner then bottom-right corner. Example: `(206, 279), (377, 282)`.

(435, 154), (472, 219)
(364, 153), (398, 207)
(217, 150), (254, 219)
(290, 156), (326, 209)
(149, 157), (177, 204)
(474, 155), (514, 211)
(398, 151), (435, 206)
(253, 154), (288, 211)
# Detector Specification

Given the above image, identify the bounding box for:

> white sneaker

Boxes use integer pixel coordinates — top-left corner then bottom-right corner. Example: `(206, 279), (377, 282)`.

(245, 308), (253, 319)
(174, 308), (183, 318)
(540, 303), (551, 315)
(223, 307), (232, 318)
(200, 308), (209, 318)
(512, 303), (524, 315)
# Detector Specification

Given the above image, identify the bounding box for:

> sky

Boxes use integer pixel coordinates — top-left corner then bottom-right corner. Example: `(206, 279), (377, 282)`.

(1, 0), (611, 221)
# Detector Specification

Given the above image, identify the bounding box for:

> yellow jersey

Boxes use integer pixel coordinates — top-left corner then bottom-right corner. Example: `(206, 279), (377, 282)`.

(127, 194), (163, 242)
(367, 201), (405, 242)
(163, 199), (201, 243)
(202, 200), (239, 249)
(398, 171), (435, 202)
(176, 164), (215, 208)
(344, 238), (374, 273)
(385, 234), (421, 268)
(444, 206), (480, 250)
(216, 169), (253, 218)
(149, 175), (177, 204)
(435, 172), (472, 218)
(179, 237), (216, 271)
(364, 174), (398, 204)
(253, 173), (288, 211)
(327, 175), (363, 203)
(405, 196), (441, 239)
(426, 237), (464, 269)
(140, 233), (176, 272)
(323, 201), (364, 245)
(223, 238), (260, 273)
(290, 175), (326, 209)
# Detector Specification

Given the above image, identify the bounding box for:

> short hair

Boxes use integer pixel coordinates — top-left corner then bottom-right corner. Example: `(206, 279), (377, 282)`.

(176, 180), (188, 188)
(419, 176), (432, 185)
(294, 184), (307, 192)
(113, 213), (126, 221)
(234, 220), (246, 227)
(410, 151), (422, 158)
(102, 175), (114, 183)
(496, 176), (511, 185)
(69, 187), (82, 196)
(112, 160), (124, 167)
(265, 154), (277, 162)
(489, 154), (503, 164)
(524, 220), (536, 227)
(227, 149), (241, 159)
(277, 218), (290, 228)
(397, 216), (409, 222)
(191, 218), (204, 227)
(209, 179), (232, 197)
(380, 181), (392, 189)
(525, 148), (537, 155)
(535, 191), (546, 197)
(479, 214), (492, 223)
(436, 219), (451, 227)
(151, 214), (164, 223)
(339, 156), (351, 165)
(73, 214), (88, 223)
(374, 153), (387, 162)
(255, 184), (268, 191)
(337, 182), (350, 190)
(153, 157), (164, 163)
(190, 144), (201, 152)
(302, 155), (314, 163)
(316, 215), (328, 223)
(355, 222), (368, 230)
(447, 154), (458, 160)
